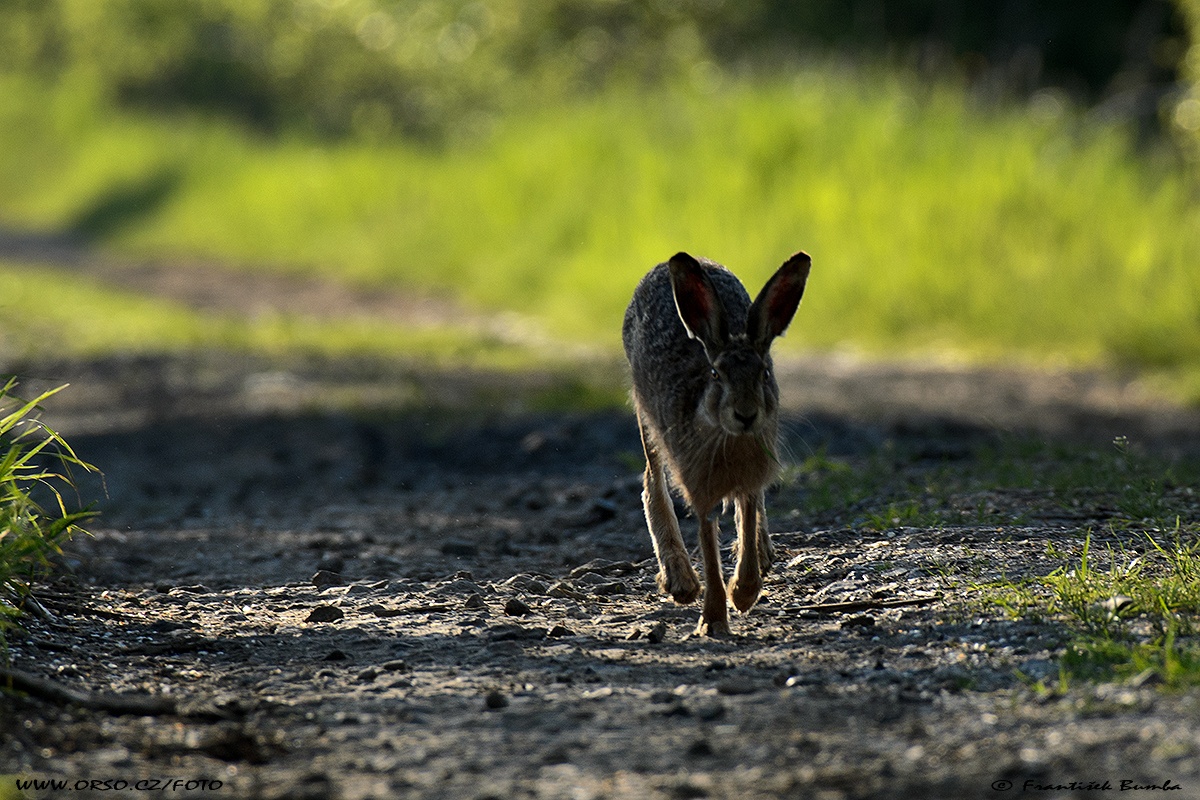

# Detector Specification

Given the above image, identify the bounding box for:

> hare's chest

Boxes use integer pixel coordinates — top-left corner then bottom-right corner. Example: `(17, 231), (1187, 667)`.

(670, 433), (775, 511)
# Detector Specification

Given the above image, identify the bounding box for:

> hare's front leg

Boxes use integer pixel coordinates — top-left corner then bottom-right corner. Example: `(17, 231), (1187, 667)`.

(728, 492), (770, 612)
(695, 512), (732, 636)
(638, 422), (701, 604)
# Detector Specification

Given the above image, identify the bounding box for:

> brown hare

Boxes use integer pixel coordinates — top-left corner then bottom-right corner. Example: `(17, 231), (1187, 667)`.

(622, 251), (810, 636)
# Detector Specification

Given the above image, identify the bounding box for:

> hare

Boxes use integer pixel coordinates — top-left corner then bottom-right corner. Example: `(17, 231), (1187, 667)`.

(622, 251), (810, 636)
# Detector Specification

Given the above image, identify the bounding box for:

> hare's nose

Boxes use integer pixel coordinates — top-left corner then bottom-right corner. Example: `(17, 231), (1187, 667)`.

(733, 410), (758, 430)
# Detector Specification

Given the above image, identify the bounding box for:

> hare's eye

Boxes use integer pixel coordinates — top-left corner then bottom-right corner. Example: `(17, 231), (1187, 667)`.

(709, 367), (719, 381)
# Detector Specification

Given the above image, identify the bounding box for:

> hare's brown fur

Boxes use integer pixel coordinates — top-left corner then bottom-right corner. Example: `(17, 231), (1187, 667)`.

(622, 252), (810, 636)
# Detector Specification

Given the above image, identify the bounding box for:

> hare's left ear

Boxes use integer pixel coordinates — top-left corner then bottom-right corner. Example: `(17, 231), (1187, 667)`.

(748, 251), (810, 350)
(668, 252), (728, 355)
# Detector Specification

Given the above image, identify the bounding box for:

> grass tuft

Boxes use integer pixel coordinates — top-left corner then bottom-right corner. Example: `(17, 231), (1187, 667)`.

(0, 379), (97, 645)
(985, 527), (1200, 689)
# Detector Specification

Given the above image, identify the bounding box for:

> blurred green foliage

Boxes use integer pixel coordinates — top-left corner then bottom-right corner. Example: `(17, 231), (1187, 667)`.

(1177, 0), (1200, 159)
(0, 0), (738, 141)
(2, 1), (1200, 398)
(0, 0), (1188, 142)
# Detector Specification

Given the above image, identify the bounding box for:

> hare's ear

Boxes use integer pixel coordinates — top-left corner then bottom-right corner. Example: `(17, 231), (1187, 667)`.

(668, 252), (728, 353)
(748, 251), (810, 350)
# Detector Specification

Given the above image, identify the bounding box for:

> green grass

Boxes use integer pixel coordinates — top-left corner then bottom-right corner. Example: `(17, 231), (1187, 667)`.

(987, 529), (1200, 690)
(2, 67), (1200, 397)
(787, 432), (1200, 690)
(782, 432), (1200, 534)
(0, 379), (95, 643)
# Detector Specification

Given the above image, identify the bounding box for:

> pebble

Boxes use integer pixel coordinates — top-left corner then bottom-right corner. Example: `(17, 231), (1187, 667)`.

(488, 623), (543, 641)
(484, 690), (509, 710)
(306, 605), (345, 623)
(440, 579), (485, 595)
(463, 594), (487, 610)
(505, 597), (533, 616)
(357, 667), (380, 682)
(311, 570), (346, 589)
(547, 582), (588, 600)
(504, 575), (549, 595)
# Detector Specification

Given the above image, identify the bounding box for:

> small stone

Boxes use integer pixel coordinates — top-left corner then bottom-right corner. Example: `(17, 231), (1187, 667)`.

(382, 660), (409, 672)
(440, 578), (485, 595)
(488, 623), (546, 641)
(322, 649), (348, 661)
(646, 622), (668, 644)
(312, 570), (346, 589)
(504, 574), (549, 595)
(685, 739), (714, 757)
(504, 598), (532, 616)
(547, 624), (575, 638)
(484, 690), (509, 710)
(841, 614), (876, 629)
(463, 594), (487, 610)
(357, 667), (380, 683)
(306, 605), (344, 623)
(547, 582), (588, 600)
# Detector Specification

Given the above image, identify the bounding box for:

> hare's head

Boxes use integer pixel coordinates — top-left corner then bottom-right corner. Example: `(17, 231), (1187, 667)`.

(668, 251), (810, 437)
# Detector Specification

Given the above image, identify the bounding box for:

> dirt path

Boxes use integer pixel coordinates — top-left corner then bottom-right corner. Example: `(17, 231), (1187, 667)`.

(0, 350), (1196, 800)
(4, 236), (1200, 799)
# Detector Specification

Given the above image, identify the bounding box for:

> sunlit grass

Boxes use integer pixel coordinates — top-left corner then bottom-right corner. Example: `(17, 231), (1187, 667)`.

(0, 379), (96, 643)
(983, 528), (1200, 690)
(3, 66), (1200, 396)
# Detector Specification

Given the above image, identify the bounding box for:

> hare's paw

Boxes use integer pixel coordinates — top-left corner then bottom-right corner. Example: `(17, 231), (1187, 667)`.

(727, 573), (761, 613)
(694, 614), (732, 637)
(657, 563), (702, 605)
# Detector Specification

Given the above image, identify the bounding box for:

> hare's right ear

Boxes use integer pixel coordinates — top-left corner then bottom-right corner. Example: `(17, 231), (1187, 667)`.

(748, 251), (810, 350)
(668, 252), (727, 354)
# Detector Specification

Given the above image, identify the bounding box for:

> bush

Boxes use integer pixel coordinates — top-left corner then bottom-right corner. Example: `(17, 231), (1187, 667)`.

(0, 1), (1185, 142)
(0, 0), (730, 141)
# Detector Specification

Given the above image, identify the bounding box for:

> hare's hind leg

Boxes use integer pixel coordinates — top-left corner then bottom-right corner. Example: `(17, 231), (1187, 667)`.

(637, 415), (701, 605)
(728, 491), (771, 612)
